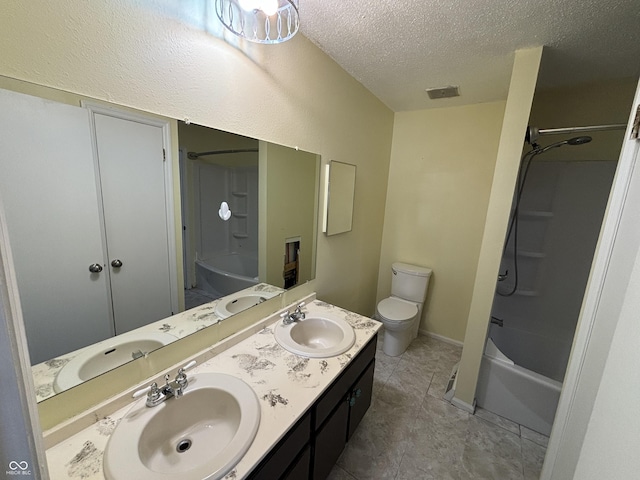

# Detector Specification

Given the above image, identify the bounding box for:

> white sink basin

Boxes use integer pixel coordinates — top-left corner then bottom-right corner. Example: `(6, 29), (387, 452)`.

(54, 331), (177, 393)
(274, 313), (355, 358)
(104, 373), (261, 480)
(214, 292), (269, 319)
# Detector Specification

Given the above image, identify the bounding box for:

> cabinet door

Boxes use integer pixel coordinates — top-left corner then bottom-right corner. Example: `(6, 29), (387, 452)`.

(314, 397), (349, 480)
(283, 445), (310, 480)
(93, 113), (174, 334)
(248, 412), (311, 480)
(348, 360), (375, 440)
(0, 88), (112, 363)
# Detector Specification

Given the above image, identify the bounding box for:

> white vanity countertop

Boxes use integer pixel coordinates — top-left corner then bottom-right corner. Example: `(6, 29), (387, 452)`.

(32, 283), (283, 402)
(44, 299), (381, 480)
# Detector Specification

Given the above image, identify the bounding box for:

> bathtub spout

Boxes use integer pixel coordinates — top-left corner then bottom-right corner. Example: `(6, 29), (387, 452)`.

(490, 316), (504, 327)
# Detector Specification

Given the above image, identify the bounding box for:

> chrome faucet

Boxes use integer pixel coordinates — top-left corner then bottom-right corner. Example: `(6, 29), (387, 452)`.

(281, 302), (306, 325)
(133, 360), (196, 407)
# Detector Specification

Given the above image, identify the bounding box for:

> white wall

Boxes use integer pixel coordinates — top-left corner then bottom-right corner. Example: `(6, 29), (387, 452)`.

(572, 235), (640, 479)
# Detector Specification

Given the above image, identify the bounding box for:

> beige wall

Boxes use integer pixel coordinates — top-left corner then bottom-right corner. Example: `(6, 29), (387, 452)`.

(377, 101), (506, 341)
(263, 143), (319, 287)
(454, 47), (543, 408)
(0, 1), (394, 318)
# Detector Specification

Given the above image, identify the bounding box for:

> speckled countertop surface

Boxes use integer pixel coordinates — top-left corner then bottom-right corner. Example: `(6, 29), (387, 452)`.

(32, 284), (283, 402)
(44, 299), (381, 480)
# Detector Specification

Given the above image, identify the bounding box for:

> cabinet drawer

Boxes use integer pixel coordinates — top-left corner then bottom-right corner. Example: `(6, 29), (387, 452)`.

(315, 334), (377, 429)
(248, 410), (311, 480)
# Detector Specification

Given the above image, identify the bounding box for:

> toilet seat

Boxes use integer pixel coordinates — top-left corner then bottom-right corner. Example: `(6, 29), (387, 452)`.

(377, 297), (418, 322)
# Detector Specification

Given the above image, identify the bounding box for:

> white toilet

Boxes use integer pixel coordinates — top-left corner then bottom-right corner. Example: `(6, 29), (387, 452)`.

(376, 262), (432, 356)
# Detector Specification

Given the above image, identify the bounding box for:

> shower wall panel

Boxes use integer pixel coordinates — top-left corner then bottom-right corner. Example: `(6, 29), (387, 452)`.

(492, 160), (616, 382)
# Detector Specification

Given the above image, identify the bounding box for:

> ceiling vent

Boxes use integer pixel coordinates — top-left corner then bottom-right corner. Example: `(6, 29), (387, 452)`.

(426, 86), (460, 99)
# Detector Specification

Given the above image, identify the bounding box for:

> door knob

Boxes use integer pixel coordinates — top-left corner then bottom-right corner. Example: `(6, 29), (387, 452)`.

(111, 259), (123, 268)
(89, 263), (103, 273)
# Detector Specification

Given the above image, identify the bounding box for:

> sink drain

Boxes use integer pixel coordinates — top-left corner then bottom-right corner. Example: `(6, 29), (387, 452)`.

(176, 439), (192, 453)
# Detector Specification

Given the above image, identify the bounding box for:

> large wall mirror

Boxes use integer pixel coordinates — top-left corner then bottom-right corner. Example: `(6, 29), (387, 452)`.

(0, 80), (320, 402)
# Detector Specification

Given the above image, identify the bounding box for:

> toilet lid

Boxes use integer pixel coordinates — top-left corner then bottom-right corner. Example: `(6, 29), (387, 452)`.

(377, 297), (418, 322)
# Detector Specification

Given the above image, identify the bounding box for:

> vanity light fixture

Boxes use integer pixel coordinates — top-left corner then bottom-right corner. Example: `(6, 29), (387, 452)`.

(215, 0), (300, 44)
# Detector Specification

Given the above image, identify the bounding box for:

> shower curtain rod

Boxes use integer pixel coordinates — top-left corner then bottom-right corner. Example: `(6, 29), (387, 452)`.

(187, 148), (258, 159)
(534, 123), (627, 137)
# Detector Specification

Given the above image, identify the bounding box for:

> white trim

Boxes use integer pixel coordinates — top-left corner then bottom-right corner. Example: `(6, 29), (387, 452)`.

(541, 81), (640, 479)
(451, 396), (476, 413)
(81, 101), (180, 317)
(321, 162), (330, 233)
(419, 328), (464, 347)
(179, 148), (192, 289)
(0, 198), (50, 478)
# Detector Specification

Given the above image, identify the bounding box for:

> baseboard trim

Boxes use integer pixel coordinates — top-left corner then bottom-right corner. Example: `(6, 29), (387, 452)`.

(419, 329), (464, 347)
(451, 395), (476, 414)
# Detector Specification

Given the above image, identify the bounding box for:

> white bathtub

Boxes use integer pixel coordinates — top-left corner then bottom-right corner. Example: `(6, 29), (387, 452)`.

(476, 336), (562, 436)
(195, 252), (258, 298)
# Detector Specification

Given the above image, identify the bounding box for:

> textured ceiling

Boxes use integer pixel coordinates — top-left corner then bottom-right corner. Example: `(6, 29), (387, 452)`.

(299, 0), (640, 112)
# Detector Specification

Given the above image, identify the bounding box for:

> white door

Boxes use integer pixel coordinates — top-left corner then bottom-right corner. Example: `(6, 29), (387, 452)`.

(93, 113), (174, 333)
(0, 89), (112, 364)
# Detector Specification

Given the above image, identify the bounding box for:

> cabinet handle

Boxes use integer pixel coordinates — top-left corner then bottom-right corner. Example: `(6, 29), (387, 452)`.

(111, 259), (123, 268)
(88, 263), (103, 273)
(348, 388), (363, 407)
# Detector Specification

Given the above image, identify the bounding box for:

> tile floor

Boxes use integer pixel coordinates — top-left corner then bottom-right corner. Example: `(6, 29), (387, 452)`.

(184, 287), (220, 310)
(328, 331), (548, 480)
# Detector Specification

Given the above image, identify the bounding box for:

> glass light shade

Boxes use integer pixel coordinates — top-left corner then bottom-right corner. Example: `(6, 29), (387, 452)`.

(215, 0), (300, 44)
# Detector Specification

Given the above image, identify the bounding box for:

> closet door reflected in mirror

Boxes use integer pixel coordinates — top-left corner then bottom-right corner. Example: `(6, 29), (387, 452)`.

(326, 161), (356, 236)
(0, 89), (178, 364)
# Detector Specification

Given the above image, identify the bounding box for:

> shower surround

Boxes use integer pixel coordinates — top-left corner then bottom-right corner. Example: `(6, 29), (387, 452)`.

(194, 160), (259, 298)
(478, 159), (616, 434)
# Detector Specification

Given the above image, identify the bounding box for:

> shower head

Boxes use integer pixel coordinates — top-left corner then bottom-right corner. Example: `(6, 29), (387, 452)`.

(536, 136), (593, 154)
(567, 136), (592, 145)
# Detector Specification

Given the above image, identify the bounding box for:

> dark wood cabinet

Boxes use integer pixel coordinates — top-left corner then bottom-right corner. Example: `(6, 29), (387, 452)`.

(313, 396), (350, 480)
(248, 333), (378, 480)
(283, 445), (311, 480)
(347, 360), (375, 440)
(248, 411), (311, 480)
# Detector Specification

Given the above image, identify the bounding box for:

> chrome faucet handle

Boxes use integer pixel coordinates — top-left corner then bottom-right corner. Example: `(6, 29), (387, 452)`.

(147, 382), (162, 404)
(175, 360), (197, 387)
(294, 302), (306, 320)
(280, 310), (292, 324)
(132, 382), (163, 406)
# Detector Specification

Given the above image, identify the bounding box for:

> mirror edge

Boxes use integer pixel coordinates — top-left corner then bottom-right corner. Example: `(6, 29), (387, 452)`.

(0, 196), (49, 473)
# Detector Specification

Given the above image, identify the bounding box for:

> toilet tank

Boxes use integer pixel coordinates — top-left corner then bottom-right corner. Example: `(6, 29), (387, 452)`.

(391, 262), (433, 303)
